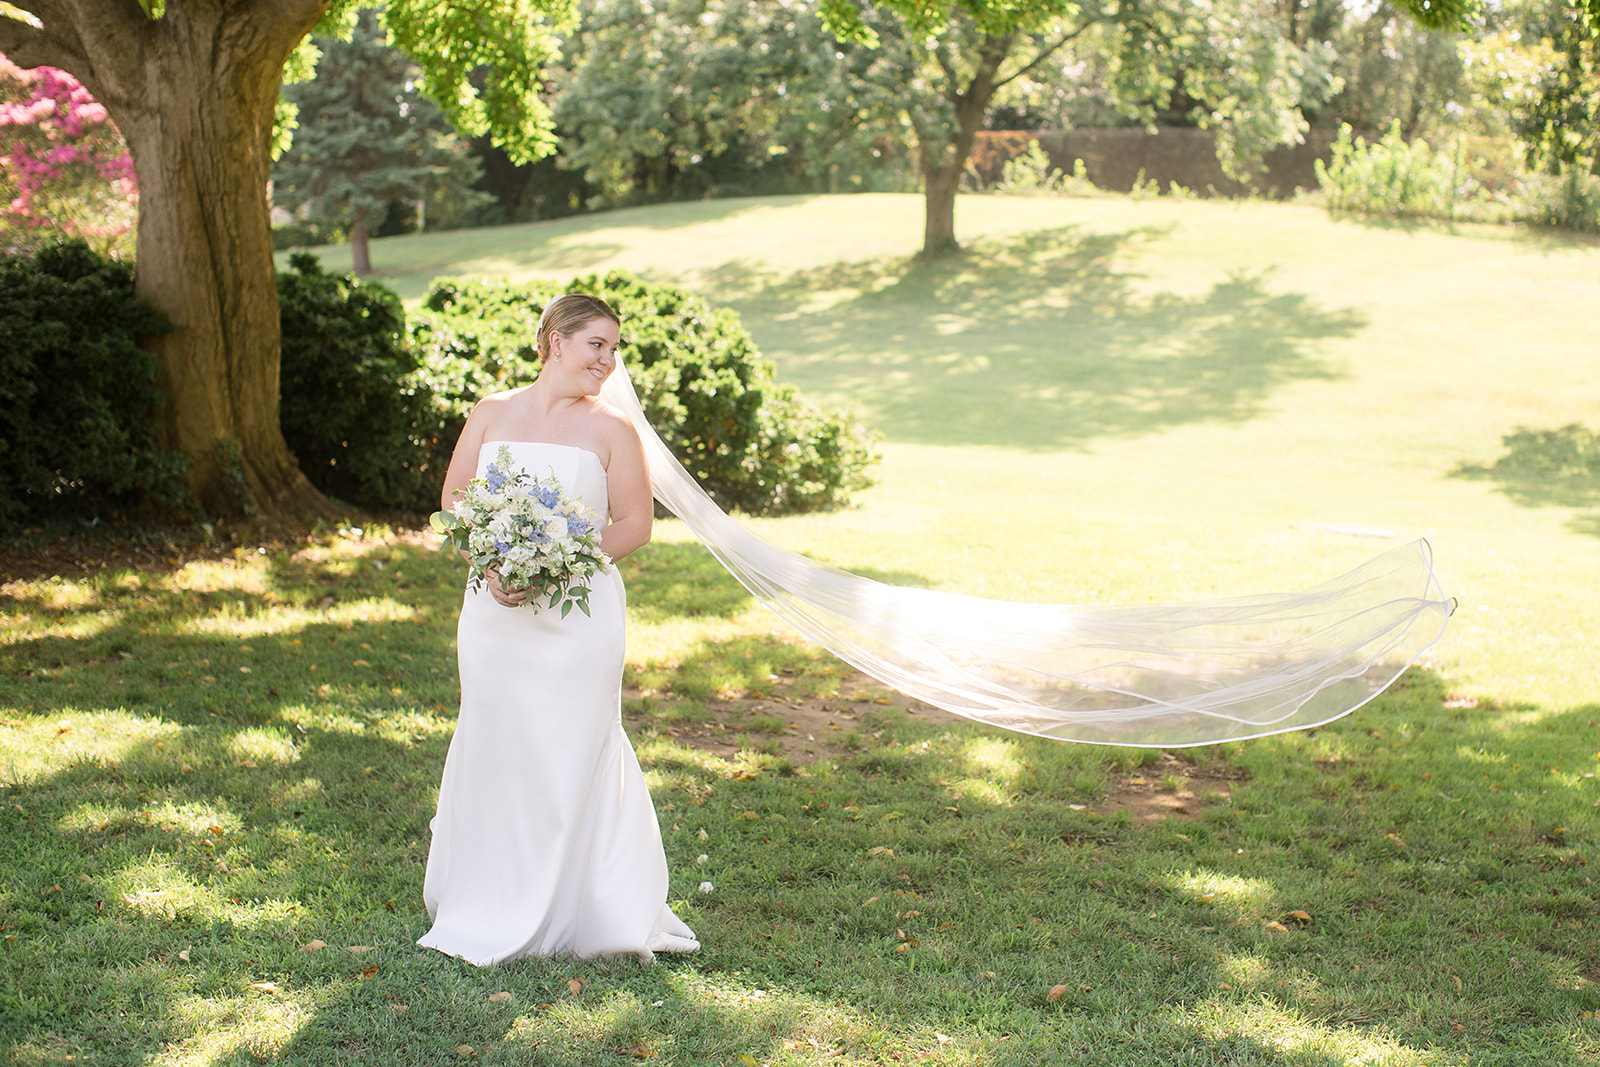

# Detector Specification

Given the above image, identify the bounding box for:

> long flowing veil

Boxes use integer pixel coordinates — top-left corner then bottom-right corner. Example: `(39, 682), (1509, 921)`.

(600, 362), (1452, 747)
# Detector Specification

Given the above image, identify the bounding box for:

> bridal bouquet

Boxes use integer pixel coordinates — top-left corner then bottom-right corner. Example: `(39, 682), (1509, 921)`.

(430, 445), (611, 617)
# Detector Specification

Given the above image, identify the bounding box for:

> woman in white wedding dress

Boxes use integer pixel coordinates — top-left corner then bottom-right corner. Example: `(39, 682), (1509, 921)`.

(418, 294), (699, 965)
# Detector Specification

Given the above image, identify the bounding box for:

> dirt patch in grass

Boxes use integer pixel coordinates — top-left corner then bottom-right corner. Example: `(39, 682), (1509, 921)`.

(625, 669), (953, 762)
(624, 668), (1238, 821)
(1096, 751), (1241, 821)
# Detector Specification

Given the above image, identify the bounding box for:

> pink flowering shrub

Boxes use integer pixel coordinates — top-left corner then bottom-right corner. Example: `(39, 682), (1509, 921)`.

(0, 54), (137, 254)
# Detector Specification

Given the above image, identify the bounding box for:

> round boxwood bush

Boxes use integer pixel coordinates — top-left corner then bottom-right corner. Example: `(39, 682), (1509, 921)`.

(277, 253), (446, 510)
(411, 271), (877, 514)
(0, 241), (186, 530)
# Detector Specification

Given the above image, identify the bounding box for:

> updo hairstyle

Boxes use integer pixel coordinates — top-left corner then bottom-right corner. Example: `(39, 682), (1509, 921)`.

(535, 293), (621, 363)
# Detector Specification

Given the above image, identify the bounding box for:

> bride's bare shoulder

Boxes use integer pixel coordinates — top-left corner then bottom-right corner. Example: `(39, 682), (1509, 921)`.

(589, 399), (642, 443)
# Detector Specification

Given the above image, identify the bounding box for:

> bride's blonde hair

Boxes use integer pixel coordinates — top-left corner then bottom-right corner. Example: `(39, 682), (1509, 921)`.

(536, 293), (621, 362)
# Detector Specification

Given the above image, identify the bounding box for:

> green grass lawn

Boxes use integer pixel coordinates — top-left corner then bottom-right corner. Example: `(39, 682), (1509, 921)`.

(3, 194), (1596, 1065)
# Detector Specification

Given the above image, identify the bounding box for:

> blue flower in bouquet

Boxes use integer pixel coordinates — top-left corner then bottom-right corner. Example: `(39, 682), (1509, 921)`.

(429, 444), (612, 618)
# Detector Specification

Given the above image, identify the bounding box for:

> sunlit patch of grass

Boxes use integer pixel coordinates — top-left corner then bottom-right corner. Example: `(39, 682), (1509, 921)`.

(155, 992), (315, 1067)
(109, 856), (296, 928)
(0, 710), (187, 783)
(1172, 998), (1434, 1065)
(228, 726), (300, 764)
(1172, 871), (1278, 917)
(946, 736), (1025, 806)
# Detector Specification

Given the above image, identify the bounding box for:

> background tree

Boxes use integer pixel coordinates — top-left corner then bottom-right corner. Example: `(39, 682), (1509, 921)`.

(0, 0), (571, 519)
(815, 0), (1510, 256)
(273, 9), (487, 275)
(1498, 0), (1600, 174)
(812, 0), (1322, 255)
(550, 0), (909, 207)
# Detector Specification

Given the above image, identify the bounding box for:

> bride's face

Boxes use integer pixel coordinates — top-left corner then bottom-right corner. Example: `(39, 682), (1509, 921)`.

(550, 316), (622, 393)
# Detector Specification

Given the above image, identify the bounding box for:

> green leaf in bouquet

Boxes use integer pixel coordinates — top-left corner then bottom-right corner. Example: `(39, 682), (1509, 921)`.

(429, 510), (460, 534)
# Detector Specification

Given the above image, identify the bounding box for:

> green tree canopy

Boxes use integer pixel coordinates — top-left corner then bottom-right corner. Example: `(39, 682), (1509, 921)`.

(552, 0), (908, 206)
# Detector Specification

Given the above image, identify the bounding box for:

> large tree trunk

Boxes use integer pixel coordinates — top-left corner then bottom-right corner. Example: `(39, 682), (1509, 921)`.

(921, 157), (964, 256)
(349, 212), (372, 275)
(916, 33), (1015, 259)
(1, 0), (338, 522)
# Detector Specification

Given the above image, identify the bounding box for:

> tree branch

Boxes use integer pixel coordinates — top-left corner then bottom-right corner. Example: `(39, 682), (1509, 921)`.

(30, 0), (156, 107)
(993, 19), (1097, 89)
(932, 35), (960, 99)
(249, 0), (336, 44)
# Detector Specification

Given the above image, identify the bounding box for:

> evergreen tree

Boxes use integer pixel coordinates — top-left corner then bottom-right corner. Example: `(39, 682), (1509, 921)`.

(272, 8), (486, 275)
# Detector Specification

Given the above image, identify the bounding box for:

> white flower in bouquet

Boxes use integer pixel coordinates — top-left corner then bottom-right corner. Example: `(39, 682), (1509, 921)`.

(430, 445), (611, 617)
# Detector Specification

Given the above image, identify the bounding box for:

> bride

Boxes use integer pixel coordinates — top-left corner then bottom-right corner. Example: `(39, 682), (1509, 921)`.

(418, 294), (699, 965)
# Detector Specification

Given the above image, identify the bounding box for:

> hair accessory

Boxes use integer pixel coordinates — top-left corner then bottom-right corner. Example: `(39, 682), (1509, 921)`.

(536, 293), (569, 339)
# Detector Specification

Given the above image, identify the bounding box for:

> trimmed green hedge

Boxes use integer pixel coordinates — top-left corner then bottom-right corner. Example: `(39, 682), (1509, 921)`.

(0, 242), (186, 530)
(413, 271), (878, 515)
(277, 254), (445, 512)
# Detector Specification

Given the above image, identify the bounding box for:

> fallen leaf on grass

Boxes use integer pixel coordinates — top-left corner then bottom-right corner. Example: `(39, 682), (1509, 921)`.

(1284, 910), (1312, 925)
(391, 1003), (408, 1012)
(177, 948), (190, 962)
(568, 978), (584, 996)
(1046, 985), (1068, 1003)
(1385, 833), (1408, 847)
(345, 945), (375, 953)
(44, 885), (60, 895)
(867, 846), (895, 858)
(456, 1045), (475, 1056)
(247, 981), (281, 994)
(611, 1046), (658, 1059)
(300, 940), (326, 952)
(936, 1033), (953, 1045)
(487, 991), (512, 1003)
(1264, 921), (1291, 934)
(360, 965), (379, 979)
(739, 1056), (759, 1066)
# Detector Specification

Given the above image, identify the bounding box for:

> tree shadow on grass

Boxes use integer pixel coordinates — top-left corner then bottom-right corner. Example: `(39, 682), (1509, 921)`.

(1452, 423), (1600, 538)
(710, 226), (1364, 449)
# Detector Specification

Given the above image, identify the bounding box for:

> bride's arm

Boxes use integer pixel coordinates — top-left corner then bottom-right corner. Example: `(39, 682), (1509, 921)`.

(439, 399), (494, 511)
(600, 418), (651, 563)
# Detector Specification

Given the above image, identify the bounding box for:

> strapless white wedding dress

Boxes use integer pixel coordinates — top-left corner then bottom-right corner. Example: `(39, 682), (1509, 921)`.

(418, 441), (699, 965)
